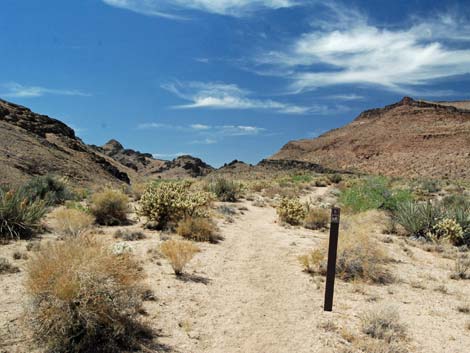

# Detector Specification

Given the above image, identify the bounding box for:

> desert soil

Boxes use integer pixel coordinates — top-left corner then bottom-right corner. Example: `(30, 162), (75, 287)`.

(1, 187), (470, 353)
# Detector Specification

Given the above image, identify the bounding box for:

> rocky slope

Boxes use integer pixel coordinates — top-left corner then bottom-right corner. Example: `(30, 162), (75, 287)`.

(0, 99), (130, 187)
(93, 140), (214, 178)
(270, 97), (470, 180)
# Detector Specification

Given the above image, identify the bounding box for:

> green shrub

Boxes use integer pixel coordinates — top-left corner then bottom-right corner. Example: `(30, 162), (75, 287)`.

(206, 178), (240, 202)
(177, 216), (220, 243)
(340, 177), (412, 213)
(429, 218), (464, 245)
(419, 179), (441, 194)
(277, 197), (306, 225)
(23, 175), (73, 205)
(139, 181), (212, 230)
(25, 237), (147, 353)
(90, 189), (129, 226)
(0, 187), (47, 241)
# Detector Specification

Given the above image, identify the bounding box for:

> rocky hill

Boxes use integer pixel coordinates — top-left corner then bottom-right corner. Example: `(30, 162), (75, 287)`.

(92, 140), (214, 178)
(270, 97), (470, 180)
(0, 98), (214, 187)
(0, 99), (130, 187)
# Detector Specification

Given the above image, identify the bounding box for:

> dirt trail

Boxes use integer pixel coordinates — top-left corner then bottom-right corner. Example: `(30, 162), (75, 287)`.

(152, 199), (334, 353)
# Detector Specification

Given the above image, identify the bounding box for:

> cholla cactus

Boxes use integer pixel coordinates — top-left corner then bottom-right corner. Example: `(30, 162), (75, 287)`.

(429, 218), (464, 245)
(111, 242), (134, 255)
(138, 181), (212, 229)
(277, 197), (307, 225)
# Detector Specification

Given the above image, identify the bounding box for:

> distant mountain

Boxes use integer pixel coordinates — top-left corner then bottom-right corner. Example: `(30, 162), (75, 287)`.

(270, 97), (470, 180)
(0, 98), (130, 187)
(0, 98), (214, 187)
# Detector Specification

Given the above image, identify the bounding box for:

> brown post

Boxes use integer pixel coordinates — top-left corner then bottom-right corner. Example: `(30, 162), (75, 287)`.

(324, 207), (340, 312)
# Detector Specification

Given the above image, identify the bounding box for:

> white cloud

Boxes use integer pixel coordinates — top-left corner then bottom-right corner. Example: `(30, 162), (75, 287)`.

(326, 94), (364, 100)
(190, 138), (217, 145)
(162, 81), (313, 114)
(256, 5), (470, 94)
(190, 123), (211, 130)
(102, 0), (297, 19)
(1, 82), (90, 98)
(152, 152), (190, 159)
(138, 121), (266, 136)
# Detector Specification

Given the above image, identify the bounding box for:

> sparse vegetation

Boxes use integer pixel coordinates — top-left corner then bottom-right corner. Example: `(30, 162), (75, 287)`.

(298, 249), (324, 275)
(360, 307), (407, 343)
(0, 257), (20, 274)
(206, 178), (240, 202)
(25, 237), (147, 353)
(450, 255), (470, 280)
(160, 239), (200, 276)
(303, 207), (329, 230)
(139, 181), (212, 230)
(114, 229), (146, 241)
(177, 216), (220, 243)
(52, 207), (95, 237)
(90, 188), (129, 226)
(0, 186), (47, 241)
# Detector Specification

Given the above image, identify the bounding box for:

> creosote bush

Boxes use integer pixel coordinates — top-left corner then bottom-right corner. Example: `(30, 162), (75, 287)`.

(139, 181), (212, 230)
(160, 239), (199, 276)
(0, 186), (47, 241)
(25, 236), (147, 353)
(52, 208), (95, 237)
(304, 207), (329, 230)
(277, 197), (306, 225)
(177, 216), (220, 243)
(23, 175), (74, 205)
(206, 178), (240, 202)
(90, 188), (129, 226)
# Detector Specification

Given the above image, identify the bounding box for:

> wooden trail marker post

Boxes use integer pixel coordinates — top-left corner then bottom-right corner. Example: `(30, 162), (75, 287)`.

(324, 207), (340, 312)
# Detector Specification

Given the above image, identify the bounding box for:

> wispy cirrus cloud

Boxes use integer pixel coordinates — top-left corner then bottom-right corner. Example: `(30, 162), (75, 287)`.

(256, 3), (470, 94)
(152, 152), (191, 159)
(1, 82), (90, 98)
(138, 122), (266, 137)
(102, 0), (297, 19)
(162, 81), (320, 114)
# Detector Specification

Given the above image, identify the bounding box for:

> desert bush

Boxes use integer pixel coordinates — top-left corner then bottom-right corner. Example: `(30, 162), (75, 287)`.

(419, 179), (441, 194)
(0, 257), (20, 274)
(277, 197), (307, 225)
(160, 239), (199, 276)
(0, 187), (47, 241)
(177, 216), (220, 243)
(314, 178), (329, 187)
(52, 208), (95, 237)
(25, 237), (146, 353)
(23, 175), (74, 205)
(206, 178), (240, 202)
(298, 249), (325, 275)
(114, 229), (146, 241)
(90, 188), (129, 226)
(327, 174), (343, 184)
(450, 255), (470, 280)
(303, 207), (330, 230)
(340, 177), (412, 213)
(360, 307), (406, 343)
(139, 181), (212, 230)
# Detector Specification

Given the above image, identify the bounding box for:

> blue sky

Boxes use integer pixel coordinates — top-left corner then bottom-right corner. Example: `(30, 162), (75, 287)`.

(1, 0), (470, 167)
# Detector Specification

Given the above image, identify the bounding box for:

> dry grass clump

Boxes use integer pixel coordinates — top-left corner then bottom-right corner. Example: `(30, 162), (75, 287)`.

(298, 249), (325, 275)
(114, 229), (146, 241)
(303, 207), (329, 230)
(52, 208), (95, 237)
(337, 216), (394, 284)
(177, 216), (220, 243)
(25, 236), (147, 353)
(361, 307), (407, 343)
(160, 239), (200, 276)
(90, 188), (129, 226)
(276, 197), (306, 225)
(450, 254), (470, 280)
(0, 257), (20, 274)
